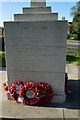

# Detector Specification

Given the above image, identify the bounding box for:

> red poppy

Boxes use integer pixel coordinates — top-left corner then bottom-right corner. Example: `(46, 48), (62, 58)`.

(19, 82), (40, 105)
(35, 82), (53, 104)
(19, 82), (53, 105)
(9, 81), (24, 103)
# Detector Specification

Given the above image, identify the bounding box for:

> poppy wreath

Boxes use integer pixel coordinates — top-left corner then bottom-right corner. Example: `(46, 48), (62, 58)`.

(9, 81), (24, 103)
(19, 82), (53, 105)
(35, 82), (53, 104)
(19, 82), (40, 105)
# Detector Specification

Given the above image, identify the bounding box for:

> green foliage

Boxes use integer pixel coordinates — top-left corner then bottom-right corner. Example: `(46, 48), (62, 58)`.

(70, 1), (80, 17)
(2, 82), (6, 86)
(67, 46), (80, 50)
(0, 51), (6, 67)
(66, 53), (80, 65)
(69, 1), (80, 40)
(67, 39), (77, 41)
(70, 34), (78, 40)
(67, 34), (70, 39)
(74, 59), (80, 66)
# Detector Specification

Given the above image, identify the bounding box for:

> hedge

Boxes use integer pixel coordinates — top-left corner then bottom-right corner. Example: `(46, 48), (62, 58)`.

(0, 51), (6, 67)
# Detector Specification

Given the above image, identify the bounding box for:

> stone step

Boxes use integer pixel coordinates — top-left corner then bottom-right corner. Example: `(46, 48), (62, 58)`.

(23, 7), (51, 14)
(14, 13), (58, 21)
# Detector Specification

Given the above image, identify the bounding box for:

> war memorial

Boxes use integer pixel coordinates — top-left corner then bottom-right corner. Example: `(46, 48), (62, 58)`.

(4, 0), (67, 105)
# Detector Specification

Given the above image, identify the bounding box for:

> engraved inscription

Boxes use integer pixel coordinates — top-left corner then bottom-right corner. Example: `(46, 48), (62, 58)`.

(21, 25), (48, 30)
(21, 26), (28, 30)
(32, 26), (48, 30)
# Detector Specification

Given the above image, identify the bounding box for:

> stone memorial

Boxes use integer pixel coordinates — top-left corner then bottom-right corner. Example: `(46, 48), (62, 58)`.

(4, 0), (67, 103)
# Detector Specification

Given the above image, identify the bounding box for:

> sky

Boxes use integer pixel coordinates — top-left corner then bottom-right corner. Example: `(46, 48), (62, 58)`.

(0, 0), (79, 27)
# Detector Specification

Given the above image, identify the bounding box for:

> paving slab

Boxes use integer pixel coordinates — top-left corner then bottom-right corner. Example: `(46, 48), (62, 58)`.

(67, 40), (80, 47)
(66, 63), (79, 80)
(63, 109), (78, 119)
(1, 100), (63, 118)
(78, 110), (80, 120)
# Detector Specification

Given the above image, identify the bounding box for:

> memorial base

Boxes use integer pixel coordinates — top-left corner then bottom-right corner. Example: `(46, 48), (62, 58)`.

(52, 93), (66, 103)
(7, 92), (66, 103)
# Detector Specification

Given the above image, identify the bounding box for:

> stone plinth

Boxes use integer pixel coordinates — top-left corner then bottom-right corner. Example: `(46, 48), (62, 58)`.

(23, 7), (51, 14)
(14, 13), (58, 21)
(4, 21), (67, 103)
(31, 2), (46, 7)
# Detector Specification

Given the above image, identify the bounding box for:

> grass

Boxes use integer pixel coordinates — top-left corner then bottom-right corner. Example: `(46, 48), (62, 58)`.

(66, 40), (80, 65)
(0, 51), (5, 54)
(66, 46), (80, 65)
(67, 39), (80, 41)
(67, 47), (80, 50)
(66, 53), (80, 66)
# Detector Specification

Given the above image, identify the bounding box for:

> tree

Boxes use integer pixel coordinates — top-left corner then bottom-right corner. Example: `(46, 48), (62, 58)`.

(70, 1), (80, 40)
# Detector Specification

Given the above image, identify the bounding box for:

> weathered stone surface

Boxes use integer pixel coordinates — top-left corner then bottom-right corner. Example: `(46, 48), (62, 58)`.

(53, 94), (66, 103)
(6, 43), (66, 71)
(14, 13), (58, 21)
(4, 21), (67, 47)
(7, 70), (65, 93)
(23, 7), (51, 14)
(5, 21), (67, 73)
(31, 0), (46, 7)
(4, 21), (67, 103)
